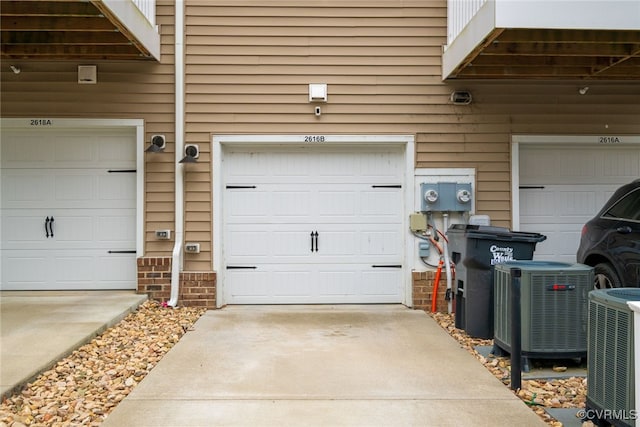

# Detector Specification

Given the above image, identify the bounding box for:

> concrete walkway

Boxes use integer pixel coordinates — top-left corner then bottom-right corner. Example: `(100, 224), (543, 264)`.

(0, 291), (147, 399)
(103, 305), (545, 427)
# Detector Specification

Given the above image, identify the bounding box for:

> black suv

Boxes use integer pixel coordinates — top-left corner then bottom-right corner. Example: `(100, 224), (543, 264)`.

(577, 179), (640, 288)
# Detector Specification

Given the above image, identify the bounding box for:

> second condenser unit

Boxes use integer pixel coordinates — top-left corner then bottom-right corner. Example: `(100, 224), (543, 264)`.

(493, 261), (593, 360)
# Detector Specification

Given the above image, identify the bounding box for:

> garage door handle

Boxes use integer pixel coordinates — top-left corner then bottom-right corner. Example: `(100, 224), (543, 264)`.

(372, 265), (402, 268)
(519, 186), (545, 189)
(311, 231), (318, 252)
(44, 216), (55, 238)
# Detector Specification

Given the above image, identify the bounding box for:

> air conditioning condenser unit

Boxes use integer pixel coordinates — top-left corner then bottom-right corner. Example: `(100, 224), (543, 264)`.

(586, 288), (639, 427)
(493, 261), (592, 368)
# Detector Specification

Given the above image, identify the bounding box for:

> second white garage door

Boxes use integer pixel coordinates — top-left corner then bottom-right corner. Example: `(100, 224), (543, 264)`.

(1, 127), (137, 290)
(519, 143), (640, 263)
(222, 145), (405, 304)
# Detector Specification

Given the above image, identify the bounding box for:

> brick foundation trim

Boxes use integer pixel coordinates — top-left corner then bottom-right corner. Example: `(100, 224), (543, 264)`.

(137, 257), (172, 302)
(179, 271), (216, 309)
(137, 257), (216, 309)
(412, 270), (448, 313)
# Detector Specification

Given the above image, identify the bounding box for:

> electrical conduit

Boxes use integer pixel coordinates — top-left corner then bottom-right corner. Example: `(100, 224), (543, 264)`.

(168, 0), (185, 308)
(442, 213), (453, 313)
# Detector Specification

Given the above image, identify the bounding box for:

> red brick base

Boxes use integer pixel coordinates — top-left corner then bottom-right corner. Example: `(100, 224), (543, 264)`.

(179, 272), (216, 308)
(138, 258), (447, 312)
(137, 257), (216, 309)
(412, 270), (449, 313)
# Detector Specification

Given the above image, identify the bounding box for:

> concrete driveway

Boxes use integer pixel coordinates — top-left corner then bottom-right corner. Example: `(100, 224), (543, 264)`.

(103, 305), (544, 426)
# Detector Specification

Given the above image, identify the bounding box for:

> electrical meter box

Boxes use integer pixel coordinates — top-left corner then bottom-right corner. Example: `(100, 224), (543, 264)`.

(420, 182), (472, 212)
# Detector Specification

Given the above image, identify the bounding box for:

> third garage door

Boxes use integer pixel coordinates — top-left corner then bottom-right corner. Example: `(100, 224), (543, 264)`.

(519, 143), (640, 262)
(222, 145), (405, 304)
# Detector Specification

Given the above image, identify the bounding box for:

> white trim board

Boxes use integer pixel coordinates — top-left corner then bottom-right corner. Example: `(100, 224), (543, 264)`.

(212, 134), (415, 308)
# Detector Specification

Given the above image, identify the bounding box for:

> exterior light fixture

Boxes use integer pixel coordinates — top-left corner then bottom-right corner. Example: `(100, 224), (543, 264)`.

(78, 65), (97, 84)
(309, 83), (328, 102)
(450, 91), (472, 105)
(179, 144), (199, 163)
(145, 135), (166, 152)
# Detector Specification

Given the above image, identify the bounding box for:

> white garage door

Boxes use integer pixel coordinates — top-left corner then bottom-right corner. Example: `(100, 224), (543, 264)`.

(222, 145), (405, 304)
(519, 143), (640, 262)
(1, 128), (137, 290)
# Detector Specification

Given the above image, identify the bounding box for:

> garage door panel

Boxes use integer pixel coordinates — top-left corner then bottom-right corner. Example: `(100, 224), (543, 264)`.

(225, 189), (270, 222)
(362, 269), (403, 296)
(360, 229), (402, 257)
(223, 145), (405, 304)
(2, 170), (134, 209)
(272, 231), (315, 258)
(1, 127), (137, 290)
(520, 144), (640, 263)
(97, 254), (137, 284)
(98, 174), (136, 201)
(521, 146), (640, 185)
(1, 174), (49, 204)
(272, 270), (313, 297)
(318, 270), (358, 296)
(2, 214), (50, 245)
(360, 189), (403, 219)
(272, 190), (313, 218)
(96, 215), (136, 242)
(1, 252), (50, 286)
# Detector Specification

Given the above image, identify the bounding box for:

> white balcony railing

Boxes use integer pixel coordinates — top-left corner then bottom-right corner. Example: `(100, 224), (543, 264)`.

(132, 0), (156, 27)
(447, 0), (487, 45)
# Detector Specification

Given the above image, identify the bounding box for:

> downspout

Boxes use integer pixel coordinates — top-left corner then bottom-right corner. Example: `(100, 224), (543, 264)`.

(168, 0), (185, 307)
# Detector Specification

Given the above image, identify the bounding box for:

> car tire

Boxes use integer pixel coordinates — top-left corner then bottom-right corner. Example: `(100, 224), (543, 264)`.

(593, 263), (622, 289)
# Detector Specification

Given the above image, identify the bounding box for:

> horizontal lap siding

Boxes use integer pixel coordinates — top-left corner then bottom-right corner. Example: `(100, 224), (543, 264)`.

(185, 0), (521, 230)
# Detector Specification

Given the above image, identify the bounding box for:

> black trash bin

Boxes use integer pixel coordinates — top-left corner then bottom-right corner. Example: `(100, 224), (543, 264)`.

(448, 224), (546, 339)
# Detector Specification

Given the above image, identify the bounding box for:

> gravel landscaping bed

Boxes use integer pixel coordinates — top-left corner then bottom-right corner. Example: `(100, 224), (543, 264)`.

(2, 303), (590, 427)
(0, 301), (206, 427)
(432, 312), (591, 427)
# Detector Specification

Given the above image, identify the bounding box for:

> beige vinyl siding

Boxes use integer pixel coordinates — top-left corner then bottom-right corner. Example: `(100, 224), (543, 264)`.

(185, 0), (639, 238)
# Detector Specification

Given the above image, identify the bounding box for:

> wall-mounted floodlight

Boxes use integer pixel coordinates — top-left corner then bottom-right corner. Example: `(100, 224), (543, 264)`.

(78, 65), (97, 84)
(145, 134), (166, 152)
(179, 144), (199, 163)
(309, 83), (328, 102)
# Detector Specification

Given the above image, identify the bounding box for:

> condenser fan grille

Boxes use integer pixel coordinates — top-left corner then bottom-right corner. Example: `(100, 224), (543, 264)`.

(587, 289), (637, 427)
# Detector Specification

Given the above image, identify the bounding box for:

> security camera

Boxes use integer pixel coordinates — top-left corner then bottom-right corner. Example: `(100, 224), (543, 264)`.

(314, 106), (322, 116)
